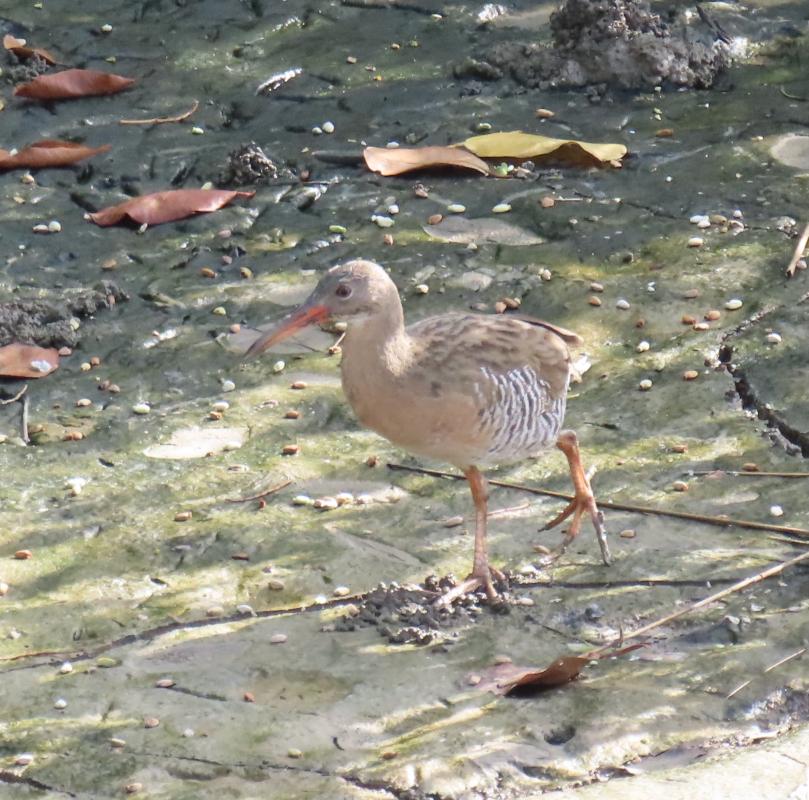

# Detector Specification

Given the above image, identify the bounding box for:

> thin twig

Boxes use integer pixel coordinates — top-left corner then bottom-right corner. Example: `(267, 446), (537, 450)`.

(226, 479), (292, 504)
(0, 384), (27, 405)
(341, 0), (440, 14)
(780, 86), (808, 102)
(586, 550), (809, 658)
(726, 647), (807, 699)
(119, 100), (199, 125)
(786, 221), (809, 278)
(387, 463), (809, 538)
(20, 392), (29, 444)
(691, 469), (809, 478)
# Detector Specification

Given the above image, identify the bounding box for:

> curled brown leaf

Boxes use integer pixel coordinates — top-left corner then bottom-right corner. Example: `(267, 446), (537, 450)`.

(363, 145), (491, 177)
(3, 34), (59, 65)
(14, 68), (135, 100)
(87, 189), (255, 227)
(0, 140), (111, 170)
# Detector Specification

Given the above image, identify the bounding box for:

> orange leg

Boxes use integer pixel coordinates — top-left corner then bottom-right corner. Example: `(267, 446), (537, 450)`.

(543, 430), (611, 565)
(436, 466), (506, 605)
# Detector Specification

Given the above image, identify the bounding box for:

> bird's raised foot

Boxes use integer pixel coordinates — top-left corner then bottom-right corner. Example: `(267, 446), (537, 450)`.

(434, 565), (508, 607)
(543, 491), (611, 565)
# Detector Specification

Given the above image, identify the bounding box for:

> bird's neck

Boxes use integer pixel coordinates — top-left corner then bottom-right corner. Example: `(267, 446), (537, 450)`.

(340, 301), (412, 377)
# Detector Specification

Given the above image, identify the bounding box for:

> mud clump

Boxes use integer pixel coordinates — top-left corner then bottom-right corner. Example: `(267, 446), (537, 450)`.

(219, 142), (279, 186)
(0, 281), (128, 349)
(465, 0), (728, 91)
(333, 576), (505, 645)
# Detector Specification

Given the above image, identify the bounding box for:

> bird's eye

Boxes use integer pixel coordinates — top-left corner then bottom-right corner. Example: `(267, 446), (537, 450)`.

(335, 284), (352, 299)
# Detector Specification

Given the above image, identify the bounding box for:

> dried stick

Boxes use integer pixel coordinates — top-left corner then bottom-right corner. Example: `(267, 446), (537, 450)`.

(387, 463), (809, 538)
(0, 384), (27, 405)
(726, 647), (807, 699)
(119, 100), (199, 125)
(691, 469), (809, 478)
(786, 221), (809, 278)
(226, 479), (292, 504)
(587, 550), (809, 658)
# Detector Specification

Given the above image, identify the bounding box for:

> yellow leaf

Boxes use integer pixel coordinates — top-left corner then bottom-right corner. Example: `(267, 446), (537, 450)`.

(458, 131), (627, 167)
(363, 145), (491, 176)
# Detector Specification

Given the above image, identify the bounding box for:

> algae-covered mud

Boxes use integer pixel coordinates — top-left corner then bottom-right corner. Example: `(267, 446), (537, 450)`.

(2, 0), (809, 797)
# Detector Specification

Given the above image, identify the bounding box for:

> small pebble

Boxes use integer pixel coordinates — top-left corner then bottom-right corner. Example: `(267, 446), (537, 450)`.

(54, 698), (67, 709)
(15, 754), (34, 766)
(212, 401), (230, 413)
(292, 495), (314, 506)
(268, 578), (286, 590)
(287, 748), (303, 759)
(639, 379), (653, 391)
(237, 604), (256, 616)
(329, 224), (347, 235)
(414, 283), (429, 295)
(222, 379), (236, 392)
(174, 511), (192, 522)
(59, 661), (73, 674)
(191, 126), (204, 135)
(770, 505), (784, 517)
(182, 729), (195, 738)
(491, 203), (511, 214)
(387, 203), (399, 215)
(682, 314), (697, 325)
(467, 674), (482, 685)
(76, 398), (92, 407)
(206, 606), (224, 617)
(766, 332), (782, 344)
(132, 402), (151, 415)
(693, 321), (710, 332)
(239, 266), (253, 280)
(687, 237), (704, 248)
(212, 306), (227, 316)
(697, 218), (711, 229)
(272, 360), (286, 374)
(588, 296), (602, 307)
(493, 654), (512, 665)
(705, 309), (721, 321)
(427, 213), (443, 225)
(314, 497), (339, 510)
(540, 196), (555, 208)
(615, 298), (631, 310)
(0, 581), (8, 596)
(333, 586), (351, 597)
(724, 298), (743, 310)
(322, 121), (335, 134)
(243, 691), (255, 703)
(535, 108), (555, 118)
(742, 463), (760, 472)
(671, 443), (688, 453)
(285, 409), (301, 420)
(619, 529), (637, 539)
(311, 126), (323, 135)
(291, 381), (307, 390)
(125, 782), (143, 794)
(539, 268), (552, 281)
(209, 411), (223, 421)
(335, 492), (354, 505)
(683, 288), (700, 299)
(110, 738), (126, 748)
(282, 444), (300, 456)
(672, 480), (689, 492)
(683, 370), (699, 381)
(636, 340), (650, 353)
(155, 678), (176, 688)
(101, 23), (113, 32)
(15, 549), (33, 560)
(199, 267), (216, 278)
(589, 281), (604, 293)
(372, 215), (394, 228)
(271, 633), (288, 644)
(144, 716), (160, 728)
(447, 203), (466, 214)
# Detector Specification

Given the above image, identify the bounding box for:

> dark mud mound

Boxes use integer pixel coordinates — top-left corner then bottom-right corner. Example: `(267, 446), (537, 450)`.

(0, 281), (128, 349)
(466, 0), (729, 91)
(334, 576), (510, 645)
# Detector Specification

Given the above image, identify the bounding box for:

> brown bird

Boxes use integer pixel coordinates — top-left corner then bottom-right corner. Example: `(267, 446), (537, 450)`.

(247, 259), (608, 603)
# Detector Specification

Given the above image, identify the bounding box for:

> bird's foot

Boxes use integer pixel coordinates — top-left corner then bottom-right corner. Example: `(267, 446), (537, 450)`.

(434, 565), (507, 607)
(543, 490), (611, 565)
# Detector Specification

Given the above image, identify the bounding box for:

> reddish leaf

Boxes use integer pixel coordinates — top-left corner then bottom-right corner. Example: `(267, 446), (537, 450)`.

(0, 343), (59, 379)
(3, 34), (59, 65)
(87, 189), (256, 227)
(363, 145), (491, 177)
(0, 140), (111, 170)
(474, 643), (646, 696)
(14, 68), (135, 100)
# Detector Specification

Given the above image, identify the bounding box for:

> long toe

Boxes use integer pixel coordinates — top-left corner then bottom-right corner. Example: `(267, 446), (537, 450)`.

(434, 568), (503, 606)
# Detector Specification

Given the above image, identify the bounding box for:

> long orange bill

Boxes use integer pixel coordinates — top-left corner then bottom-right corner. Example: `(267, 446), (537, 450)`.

(244, 302), (330, 359)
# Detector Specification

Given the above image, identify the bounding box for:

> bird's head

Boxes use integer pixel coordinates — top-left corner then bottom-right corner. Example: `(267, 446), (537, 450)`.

(245, 259), (397, 359)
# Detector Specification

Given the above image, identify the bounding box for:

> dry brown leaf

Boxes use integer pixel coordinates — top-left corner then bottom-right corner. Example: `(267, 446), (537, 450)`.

(458, 131), (627, 168)
(363, 145), (491, 177)
(0, 343), (59, 379)
(474, 643), (644, 696)
(14, 68), (135, 100)
(0, 140), (110, 170)
(3, 34), (59, 65)
(87, 189), (255, 227)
